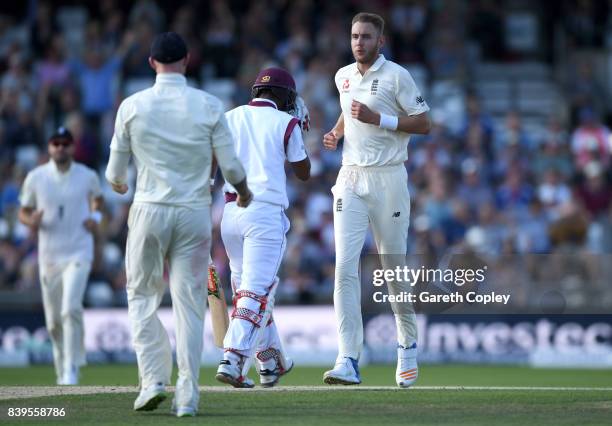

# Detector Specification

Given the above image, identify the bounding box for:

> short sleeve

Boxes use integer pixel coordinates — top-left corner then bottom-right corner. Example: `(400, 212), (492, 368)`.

(334, 69), (343, 94)
(110, 100), (132, 153)
(286, 126), (307, 163)
(19, 172), (37, 208)
(396, 68), (430, 116)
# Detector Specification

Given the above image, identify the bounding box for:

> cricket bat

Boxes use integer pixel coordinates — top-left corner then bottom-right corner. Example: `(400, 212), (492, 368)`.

(207, 262), (229, 348)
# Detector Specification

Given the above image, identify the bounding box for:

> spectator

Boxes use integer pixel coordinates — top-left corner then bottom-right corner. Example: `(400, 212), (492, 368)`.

(495, 167), (534, 215)
(575, 161), (612, 220)
(455, 158), (493, 215)
(532, 118), (573, 180)
(122, 21), (156, 79)
(0, 0), (610, 306)
(537, 168), (572, 219)
(570, 107), (610, 171)
(496, 110), (532, 153)
(461, 92), (494, 161)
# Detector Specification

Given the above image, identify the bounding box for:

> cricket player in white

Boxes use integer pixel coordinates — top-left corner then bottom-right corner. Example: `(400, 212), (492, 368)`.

(19, 127), (103, 386)
(105, 32), (251, 417)
(322, 13), (431, 387)
(215, 67), (310, 388)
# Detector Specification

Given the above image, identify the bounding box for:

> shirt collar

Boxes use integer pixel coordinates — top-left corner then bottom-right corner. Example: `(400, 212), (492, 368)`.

(248, 98), (278, 109)
(353, 54), (386, 75)
(155, 73), (187, 86)
(50, 160), (72, 178)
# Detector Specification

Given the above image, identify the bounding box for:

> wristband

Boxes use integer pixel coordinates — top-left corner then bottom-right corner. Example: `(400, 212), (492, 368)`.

(379, 113), (398, 131)
(90, 211), (103, 224)
(210, 178), (215, 186)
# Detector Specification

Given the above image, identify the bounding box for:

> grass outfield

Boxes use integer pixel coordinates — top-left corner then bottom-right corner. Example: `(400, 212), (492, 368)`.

(1, 389), (612, 426)
(0, 365), (611, 425)
(1, 364), (611, 387)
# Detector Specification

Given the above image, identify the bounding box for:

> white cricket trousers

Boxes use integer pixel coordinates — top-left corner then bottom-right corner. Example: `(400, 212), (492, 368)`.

(126, 202), (210, 410)
(332, 164), (417, 360)
(220, 201), (289, 355)
(40, 260), (91, 382)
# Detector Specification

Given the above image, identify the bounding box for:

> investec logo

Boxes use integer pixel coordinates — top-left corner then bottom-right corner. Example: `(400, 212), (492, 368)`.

(365, 315), (612, 355)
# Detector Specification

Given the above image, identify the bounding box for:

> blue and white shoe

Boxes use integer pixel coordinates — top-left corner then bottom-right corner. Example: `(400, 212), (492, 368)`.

(396, 343), (418, 388)
(323, 357), (361, 385)
(257, 347), (294, 388)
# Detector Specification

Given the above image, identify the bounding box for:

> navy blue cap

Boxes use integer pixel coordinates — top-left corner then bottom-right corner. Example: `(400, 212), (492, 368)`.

(48, 126), (73, 142)
(150, 32), (188, 64)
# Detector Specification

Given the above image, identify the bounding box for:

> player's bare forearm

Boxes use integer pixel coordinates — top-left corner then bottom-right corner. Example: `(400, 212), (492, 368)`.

(83, 196), (105, 233)
(323, 114), (344, 150)
(290, 157), (311, 181)
(397, 112), (431, 134)
(18, 207), (43, 229)
(233, 178), (253, 207)
(18, 207), (34, 226)
(333, 114), (345, 137)
(91, 196), (104, 213)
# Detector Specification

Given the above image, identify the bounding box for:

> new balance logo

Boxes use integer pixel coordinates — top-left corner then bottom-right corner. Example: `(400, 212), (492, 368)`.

(336, 199), (343, 212)
(392, 211), (401, 217)
(370, 79), (379, 95)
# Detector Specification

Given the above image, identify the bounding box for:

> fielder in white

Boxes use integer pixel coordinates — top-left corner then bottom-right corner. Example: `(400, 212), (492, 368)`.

(19, 127), (104, 386)
(105, 32), (250, 417)
(215, 67), (310, 388)
(322, 13), (431, 387)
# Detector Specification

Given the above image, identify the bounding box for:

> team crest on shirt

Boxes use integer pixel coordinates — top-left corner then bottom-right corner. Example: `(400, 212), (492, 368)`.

(416, 96), (425, 105)
(370, 79), (379, 95)
(342, 79), (350, 92)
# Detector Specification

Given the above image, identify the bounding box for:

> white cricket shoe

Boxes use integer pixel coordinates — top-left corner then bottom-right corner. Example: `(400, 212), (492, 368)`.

(323, 357), (361, 385)
(61, 365), (79, 386)
(396, 343), (418, 388)
(176, 407), (196, 417)
(215, 359), (255, 388)
(170, 399), (196, 418)
(133, 382), (167, 411)
(256, 348), (294, 388)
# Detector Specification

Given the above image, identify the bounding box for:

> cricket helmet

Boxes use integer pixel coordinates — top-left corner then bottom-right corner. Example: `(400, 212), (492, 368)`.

(251, 67), (297, 112)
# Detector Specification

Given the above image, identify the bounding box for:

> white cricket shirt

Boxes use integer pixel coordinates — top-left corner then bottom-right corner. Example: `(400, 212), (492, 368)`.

(109, 73), (242, 207)
(19, 161), (101, 266)
(335, 55), (429, 167)
(223, 98), (307, 208)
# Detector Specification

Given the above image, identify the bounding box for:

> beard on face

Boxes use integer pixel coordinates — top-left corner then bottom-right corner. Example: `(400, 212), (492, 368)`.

(52, 152), (71, 166)
(353, 45), (379, 65)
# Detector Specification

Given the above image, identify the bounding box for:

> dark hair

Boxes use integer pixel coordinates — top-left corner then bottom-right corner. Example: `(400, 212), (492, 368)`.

(150, 32), (188, 64)
(351, 12), (385, 35)
(252, 87), (297, 112)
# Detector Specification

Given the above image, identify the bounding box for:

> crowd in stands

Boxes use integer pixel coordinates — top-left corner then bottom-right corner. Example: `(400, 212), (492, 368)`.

(0, 0), (611, 308)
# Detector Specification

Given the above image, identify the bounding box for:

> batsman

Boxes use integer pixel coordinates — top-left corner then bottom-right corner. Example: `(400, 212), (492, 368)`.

(323, 13), (431, 387)
(215, 67), (311, 388)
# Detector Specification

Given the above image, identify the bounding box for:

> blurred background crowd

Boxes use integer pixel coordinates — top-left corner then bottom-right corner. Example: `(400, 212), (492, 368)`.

(0, 0), (611, 310)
